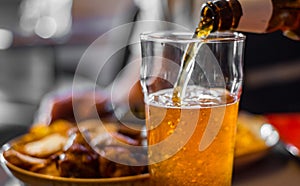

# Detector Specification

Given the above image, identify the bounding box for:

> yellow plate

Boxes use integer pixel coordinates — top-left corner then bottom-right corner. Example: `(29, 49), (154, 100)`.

(1, 141), (150, 186)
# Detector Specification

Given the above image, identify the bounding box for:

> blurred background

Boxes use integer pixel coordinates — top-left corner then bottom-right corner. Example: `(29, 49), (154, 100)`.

(0, 0), (137, 131)
(0, 0), (299, 143)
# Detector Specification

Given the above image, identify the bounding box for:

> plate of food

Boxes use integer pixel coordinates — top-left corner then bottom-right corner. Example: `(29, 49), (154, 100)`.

(0, 119), (150, 186)
(234, 111), (280, 168)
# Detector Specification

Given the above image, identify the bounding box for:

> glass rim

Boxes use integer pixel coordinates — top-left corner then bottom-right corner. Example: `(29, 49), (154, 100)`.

(140, 31), (246, 43)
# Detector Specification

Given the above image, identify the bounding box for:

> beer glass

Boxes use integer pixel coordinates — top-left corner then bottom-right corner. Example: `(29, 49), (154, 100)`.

(140, 31), (245, 185)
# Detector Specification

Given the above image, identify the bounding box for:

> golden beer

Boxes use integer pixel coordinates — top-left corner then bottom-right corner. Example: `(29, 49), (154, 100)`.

(146, 87), (239, 186)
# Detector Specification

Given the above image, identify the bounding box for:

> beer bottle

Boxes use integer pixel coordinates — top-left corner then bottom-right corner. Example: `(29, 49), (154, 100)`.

(198, 0), (300, 40)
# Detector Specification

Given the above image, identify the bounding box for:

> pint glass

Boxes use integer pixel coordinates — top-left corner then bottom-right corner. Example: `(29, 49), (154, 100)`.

(140, 32), (245, 185)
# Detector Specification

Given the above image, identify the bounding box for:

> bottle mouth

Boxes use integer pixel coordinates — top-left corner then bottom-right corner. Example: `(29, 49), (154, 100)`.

(200, 1), (219, 32)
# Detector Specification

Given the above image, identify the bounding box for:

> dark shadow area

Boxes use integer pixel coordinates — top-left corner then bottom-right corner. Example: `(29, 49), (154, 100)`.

(240, 31), (300, 114)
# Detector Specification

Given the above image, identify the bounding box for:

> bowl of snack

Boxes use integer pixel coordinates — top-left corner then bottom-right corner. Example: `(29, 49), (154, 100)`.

(234, 112), (280, 168)
(0, 119), (150, 186)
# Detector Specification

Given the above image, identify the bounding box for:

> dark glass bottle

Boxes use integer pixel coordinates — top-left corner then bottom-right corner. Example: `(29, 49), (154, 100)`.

(197, 0), (300, 40)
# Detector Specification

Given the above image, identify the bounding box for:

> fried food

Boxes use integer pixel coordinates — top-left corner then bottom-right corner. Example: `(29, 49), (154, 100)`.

(4, 149), (49, 171)
(99, 146), (147, 178)
(3, 119), (148, 178)
(23, 134), (67, 158)
(58, 128), (100, 178)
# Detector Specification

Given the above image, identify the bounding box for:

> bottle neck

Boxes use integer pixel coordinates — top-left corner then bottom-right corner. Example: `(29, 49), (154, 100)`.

(199, 0), (243, 32)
